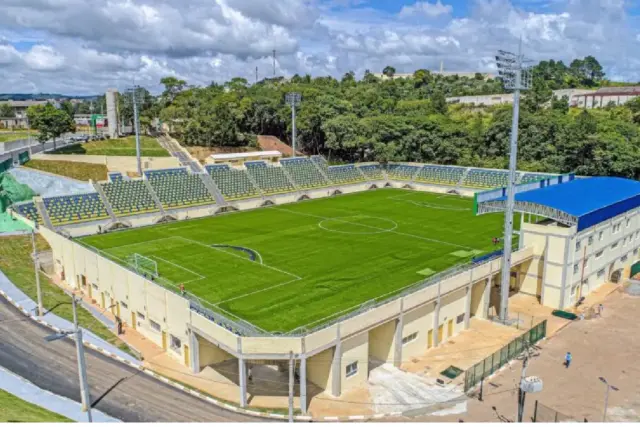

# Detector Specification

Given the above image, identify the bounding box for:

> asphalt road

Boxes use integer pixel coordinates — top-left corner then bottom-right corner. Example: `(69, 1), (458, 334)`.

(0, 298), (260, 422)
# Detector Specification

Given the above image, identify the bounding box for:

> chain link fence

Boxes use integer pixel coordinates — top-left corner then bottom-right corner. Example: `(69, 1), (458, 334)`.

(464, 320), (547, 392)
(533, 400), (577, 422)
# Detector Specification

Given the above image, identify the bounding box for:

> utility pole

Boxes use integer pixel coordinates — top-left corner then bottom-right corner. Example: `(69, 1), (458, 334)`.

(599, 377), (619, 422)
(255, 66), (258, 84)
(44, 293), (93, 422)
(495, 41), (532, 323)
(288, 351), (294, 423)
(31, 229), (43, 317)
(285, 93), (301, 157)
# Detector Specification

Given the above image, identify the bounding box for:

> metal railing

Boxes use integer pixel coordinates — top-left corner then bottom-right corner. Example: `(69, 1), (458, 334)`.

(533, 400), (577, 422)
(464, 320), (547, 392)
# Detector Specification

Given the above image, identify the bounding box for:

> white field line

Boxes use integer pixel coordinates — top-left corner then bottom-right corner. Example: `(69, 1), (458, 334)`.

(214, 277), (302, 305)
(150, 255), (206, 283)
(270, 206), (474, 250)
(174, 236), (301, 279)
(387, 193), (471, 211)
(100, 236), (178, 253)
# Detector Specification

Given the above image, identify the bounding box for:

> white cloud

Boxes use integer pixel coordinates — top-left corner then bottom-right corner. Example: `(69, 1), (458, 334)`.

(399, 1), (453, 19)
(23, 45), (65, 71)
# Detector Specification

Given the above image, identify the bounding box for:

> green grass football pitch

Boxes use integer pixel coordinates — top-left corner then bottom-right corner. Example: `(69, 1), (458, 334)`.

(79, 189), (514, 333)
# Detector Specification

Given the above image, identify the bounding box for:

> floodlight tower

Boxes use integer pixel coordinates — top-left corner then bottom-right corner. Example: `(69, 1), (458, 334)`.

(127, 86), (143, 176)
(495, 42), (532, 322)
(285, 92), (301, 156)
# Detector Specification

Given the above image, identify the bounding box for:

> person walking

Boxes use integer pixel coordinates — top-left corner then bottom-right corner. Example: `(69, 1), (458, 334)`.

(565, 352), (572, 368)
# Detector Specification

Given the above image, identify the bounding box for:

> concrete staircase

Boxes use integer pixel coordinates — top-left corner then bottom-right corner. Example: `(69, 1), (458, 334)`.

(143, 179), (166, 215)
(199, 173), (227, 205)
(92, 181), (117, 221)
(33, 197), (53, 229)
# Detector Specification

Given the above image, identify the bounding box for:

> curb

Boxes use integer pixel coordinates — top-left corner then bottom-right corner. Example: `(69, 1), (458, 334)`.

(0, 288), (405, 422)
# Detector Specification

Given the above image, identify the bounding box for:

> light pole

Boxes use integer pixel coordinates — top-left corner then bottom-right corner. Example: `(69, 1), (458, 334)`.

(495, 42), (532, 322)
(31, 227), (43, 317)
(127, 86), (143, 176)
(599, 376), (619, 422)
(45, 293), (92, 422)
(285, 92), (301, 157)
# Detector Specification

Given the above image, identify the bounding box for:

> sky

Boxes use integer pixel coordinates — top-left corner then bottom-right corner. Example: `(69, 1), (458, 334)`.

(0, 0), (639, 95)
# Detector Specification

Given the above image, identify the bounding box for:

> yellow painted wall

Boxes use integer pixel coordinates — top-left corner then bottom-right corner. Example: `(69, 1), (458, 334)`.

(198, 336), (234, 368)
(401, 302), (435, 359)
(341, 332), (368, 389)
(368, 320), (396, 363)
(307, 347), (333, 390)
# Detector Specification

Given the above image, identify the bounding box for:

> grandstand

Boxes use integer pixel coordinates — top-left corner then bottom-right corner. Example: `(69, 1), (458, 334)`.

(206, 164), (261, 200)
(101, 180), (159, 216)
(520, 172), (556, 184)
(108, 172), (124, 182)
(12, 201), (41, 224)
(244, 161), (296, 195)
(326, 165), (366, 185)
(145, 168), (215, 209)
(44, 193), (109, 225)
(357, 163), (385, 180)
(281, 157), (330, 189)
(463, 168), (509, 188)
(386, 163), (420, 181)
(415, 164), (466, 186)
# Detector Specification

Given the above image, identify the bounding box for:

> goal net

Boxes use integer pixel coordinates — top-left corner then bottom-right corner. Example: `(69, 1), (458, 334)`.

(127, 253), (158, 278)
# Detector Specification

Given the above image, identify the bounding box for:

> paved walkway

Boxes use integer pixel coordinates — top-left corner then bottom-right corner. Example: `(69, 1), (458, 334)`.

(0, 269), (140, 366)
(0, 366), (120, 423)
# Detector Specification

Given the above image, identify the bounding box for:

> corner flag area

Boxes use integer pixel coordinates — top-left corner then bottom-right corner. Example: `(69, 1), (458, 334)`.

(79, 189), (513, 333)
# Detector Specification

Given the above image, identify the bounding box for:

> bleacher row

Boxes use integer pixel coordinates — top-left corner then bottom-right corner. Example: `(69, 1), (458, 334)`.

(11, 159), (561, 227)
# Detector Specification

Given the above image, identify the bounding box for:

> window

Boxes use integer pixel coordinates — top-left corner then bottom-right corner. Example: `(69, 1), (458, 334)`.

(456, 313), (465, 324)
(634, 248), (638, 255)
(621, 255), (628, 263)
(597, 269), (605, 278)
(121, 301), (128, 309)
(612, 242), (618, 250)
(613, 223), (621, 234)
(588, 236), (594, 246)
(137, 311), (145, 321)
(626, 218), (630, 228)
(170, 335), (182, 352)
(402, 332), (418, 345)
(584, 257), (589, 268)
(599, 231), (604, 241)
(149, 319), (161, 332)
(346, 362), (358, 378)
(596, 250), (604, 259)
(573, 264), (579, 274)
(575, 241), (581, 252)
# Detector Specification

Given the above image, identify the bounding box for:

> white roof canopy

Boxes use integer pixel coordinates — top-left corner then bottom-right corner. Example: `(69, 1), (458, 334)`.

(210, 151), (282, 161)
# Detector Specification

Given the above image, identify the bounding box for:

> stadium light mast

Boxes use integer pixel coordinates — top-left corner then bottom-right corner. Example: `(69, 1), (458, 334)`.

(285, 92), (301, 157)
(495, 41), (532, 323)
(127, 86), (143, 176)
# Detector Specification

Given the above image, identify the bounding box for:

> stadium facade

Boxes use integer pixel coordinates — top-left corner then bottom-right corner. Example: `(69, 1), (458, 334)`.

(11, 159), (640, 412)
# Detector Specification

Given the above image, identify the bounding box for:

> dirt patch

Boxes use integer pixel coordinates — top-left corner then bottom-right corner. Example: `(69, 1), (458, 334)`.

(258, 135), (300, 156)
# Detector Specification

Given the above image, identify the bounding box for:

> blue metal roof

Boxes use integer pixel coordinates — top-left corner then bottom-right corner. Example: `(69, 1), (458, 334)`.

(499, 177), (640, 231)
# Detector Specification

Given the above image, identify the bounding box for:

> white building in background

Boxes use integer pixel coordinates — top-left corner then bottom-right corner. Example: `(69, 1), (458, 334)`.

(105, 89), (119, 139)
(572, 86), (640, 109)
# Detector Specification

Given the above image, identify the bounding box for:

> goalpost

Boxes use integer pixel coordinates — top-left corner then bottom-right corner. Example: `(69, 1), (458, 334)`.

(127, 253), (158, 278)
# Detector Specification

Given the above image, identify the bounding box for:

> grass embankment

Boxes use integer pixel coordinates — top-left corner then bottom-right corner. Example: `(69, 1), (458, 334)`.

(0, 389), (72, 422)
(23, 159), (108, 182)
(52, 136), (169, 157)
(0, 235), (133, 355)
(0, 131), (35, 143)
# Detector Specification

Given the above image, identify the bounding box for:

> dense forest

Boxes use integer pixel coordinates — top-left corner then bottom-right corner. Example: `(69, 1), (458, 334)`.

(108, 56), (640, 179)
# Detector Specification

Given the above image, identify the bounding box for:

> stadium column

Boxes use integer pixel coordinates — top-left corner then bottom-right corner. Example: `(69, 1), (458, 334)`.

(464, 285), (472, 329)
(393, 298), (404, 368)
(189, 330), (200, 374)
(483, 275), (492, 319)
(559, 235), (571, 309)
(519, 213), (525, 249)
(433, 284), (441, 347)
(540, 235), (549, 306)
(300, 338), (307, 414)
(237, 337), (247, 407)
(331, 324), (342, 397)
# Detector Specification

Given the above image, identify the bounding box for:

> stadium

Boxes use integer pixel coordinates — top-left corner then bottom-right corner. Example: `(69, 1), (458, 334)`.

(9, 155), (640, 414)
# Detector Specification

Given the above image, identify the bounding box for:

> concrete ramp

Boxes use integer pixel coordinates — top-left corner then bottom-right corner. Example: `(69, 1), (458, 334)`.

(368, 364), (466, 416)
(9, 167), (92, 197)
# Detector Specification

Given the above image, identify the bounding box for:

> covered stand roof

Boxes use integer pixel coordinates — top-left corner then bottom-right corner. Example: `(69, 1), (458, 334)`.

(478, 177), (640, 231)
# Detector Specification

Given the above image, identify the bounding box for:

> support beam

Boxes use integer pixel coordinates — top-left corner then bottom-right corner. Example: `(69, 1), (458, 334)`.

(559, 236), (571, 309)
(190, 330), (200, 374)
(433, 298), (441, 348)
(300, 338), (307, 414)
(393, 298), (404, 367)
(464, 285), (472, 329)
(483, 275), (492, 319)
(237, 337), (247, 407)
(331, 324), (341, 397)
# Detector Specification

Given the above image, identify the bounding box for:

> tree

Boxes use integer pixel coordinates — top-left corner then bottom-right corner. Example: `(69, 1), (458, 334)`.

(382, 66), (396, 79)
(569, 56), (605, 86)
(160, 76), (187, 104)
(0, 104), (15, 118)
(431, 90), (448, 114)
(413, 69), (432, 88)
(551, 95), (569, 114)
(60, 101), (74, 119)
(27, 104), (75, 150)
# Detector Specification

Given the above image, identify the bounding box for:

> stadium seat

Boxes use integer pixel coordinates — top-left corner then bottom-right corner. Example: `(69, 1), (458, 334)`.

(147, 173), (215, 209)
(520, 172), (558, 184)
(414, 165), (466, 186)
(245, 163), (296, 195)
(281, 157), (330, 189)
(44, 193), (110, 225)
(327, 165), (366, 185)
(463, 168), (510, 189)
(357, 164), (385, 180)
(144, 168), (188, 180)
(386, 164), (421, 181)
(206, 164), (260, 200)
(13, 201), (42, 224)
(102, 180), (159, 216)
(108, 172), (124, 182)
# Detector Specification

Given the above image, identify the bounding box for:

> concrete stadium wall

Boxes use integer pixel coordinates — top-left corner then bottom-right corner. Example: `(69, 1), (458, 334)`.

(33, 153), (180, 174)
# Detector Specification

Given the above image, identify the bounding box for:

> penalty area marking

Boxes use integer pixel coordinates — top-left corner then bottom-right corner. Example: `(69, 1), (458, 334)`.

(387, 194), (471, 211)
(150, 255), (206, 284)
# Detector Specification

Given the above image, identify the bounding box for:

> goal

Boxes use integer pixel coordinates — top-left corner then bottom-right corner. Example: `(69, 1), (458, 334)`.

(127, 253), (158, 278)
